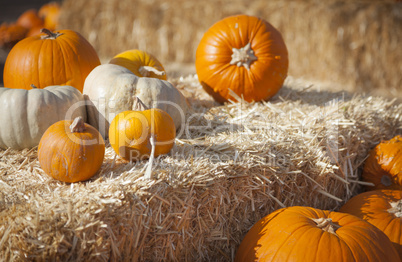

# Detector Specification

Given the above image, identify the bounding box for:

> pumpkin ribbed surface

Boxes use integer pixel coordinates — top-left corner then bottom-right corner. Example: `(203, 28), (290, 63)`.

(38, 118), (105, 183)
(362, 135), (402, 190)
(109, 109), (175, 162)
(196, 14), (288, 103)
(4, 29), (100, 92)
(235, 206), (400, 261)
(340, 190), (402, 258)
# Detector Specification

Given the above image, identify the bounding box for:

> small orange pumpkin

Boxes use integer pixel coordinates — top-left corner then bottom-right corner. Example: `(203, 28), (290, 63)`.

(16, 9), (44, 30)
(38, 117), (105, 183)
(196, 14), (288, 103)
(340, 190), (402, 258)
(109, 49), (167, 80)
(3, 28), (101, 92)
(38, 2), (60, 30)
(362, 135), (402, 190)
(235, 206), (400, 261)
(109, 98), (176, 162)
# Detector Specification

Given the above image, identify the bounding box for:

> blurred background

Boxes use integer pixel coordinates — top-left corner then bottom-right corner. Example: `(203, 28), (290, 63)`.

(1, 0), (401, 99)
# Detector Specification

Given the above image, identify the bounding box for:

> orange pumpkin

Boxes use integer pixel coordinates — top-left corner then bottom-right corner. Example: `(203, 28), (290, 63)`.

(109, 49), (167, 80)
(340, 190), (402, 258)
(109, 98), (176, 162)
(362, 135), (402, 190)
(16, 9), (44, 30)
(0, 23), (28, 48)
(3, 28), (100, 92)
(26, 26), (43, 37)
(38, 117), (105, 183)
(235, 206), (400, 261)
(196, 14), (288, 103)
(38, 2), (60, 30)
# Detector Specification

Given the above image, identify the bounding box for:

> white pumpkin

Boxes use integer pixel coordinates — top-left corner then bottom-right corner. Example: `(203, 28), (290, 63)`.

(0, 86), (86, 150)
(83, 64), (188, 138)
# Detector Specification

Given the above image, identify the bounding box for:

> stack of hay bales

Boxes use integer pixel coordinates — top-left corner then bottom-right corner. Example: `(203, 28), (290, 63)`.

(0, 76), (401, 260)
(58, 0), (402, 97)
(0, 0), (401, 260)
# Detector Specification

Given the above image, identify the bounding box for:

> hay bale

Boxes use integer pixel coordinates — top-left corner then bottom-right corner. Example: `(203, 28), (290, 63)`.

(58, 0), (402, 98)
(0, 74), (401, 261)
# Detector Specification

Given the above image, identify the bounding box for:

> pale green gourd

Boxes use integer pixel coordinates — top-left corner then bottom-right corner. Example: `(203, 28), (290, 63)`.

(0, 85), (86, 149)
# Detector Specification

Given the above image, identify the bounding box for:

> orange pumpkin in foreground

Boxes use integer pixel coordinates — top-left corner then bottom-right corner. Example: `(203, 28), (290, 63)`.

(3, 28), (100, 92)
(340, 190), (402, 258)
(38, 117), (105, 183)
(235, 206), (399, 261)
(362, 135), (402, 190)
(109, 98), (176, 162)
(196, 14), (288, 103)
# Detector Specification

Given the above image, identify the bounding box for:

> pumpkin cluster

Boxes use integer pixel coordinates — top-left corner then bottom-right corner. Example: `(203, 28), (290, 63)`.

(235, 206), (400, 261)
(0, 2), (60, 49)
(1, 9), (401, 260)
(195, 16), (402, 260)
(83, 49), (186, 162)
(1, 14), (186, 182)
(236, 134), (402, 261)
(338, 135), (402, 258)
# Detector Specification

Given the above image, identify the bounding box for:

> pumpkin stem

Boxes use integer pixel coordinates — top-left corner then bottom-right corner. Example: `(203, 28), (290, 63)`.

(230, 43), (257, 70)
(70, 117), (86, 133)
(381, 175), (393, 187)
(40, 28), (63, 39)
(312, 217), (340, 235)
(388, 200), (402, 218)
(132, 97), (149, 111)
(138, 66), (166, 77)
(30, 84), (38, 89)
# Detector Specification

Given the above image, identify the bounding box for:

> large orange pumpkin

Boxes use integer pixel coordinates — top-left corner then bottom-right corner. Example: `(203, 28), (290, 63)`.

(38, 117), (105, 183)
(340, 190), (402, 258)
(362, 135), (402, 190)
(3, 29), (100, 92)
(109, 49), (167, 80)
(109, 98), (176, 162)
(235, 206), (400, 261)
(196, 14), (288, 103)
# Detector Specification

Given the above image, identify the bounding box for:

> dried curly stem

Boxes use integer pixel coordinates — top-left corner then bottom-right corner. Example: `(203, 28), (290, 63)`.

(139, 66), (166, 77)
(70, 117), (86, 133)
(132, 97), (149, 111)
(40, 28), (63, 39)
(312, 217), (340, 235)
